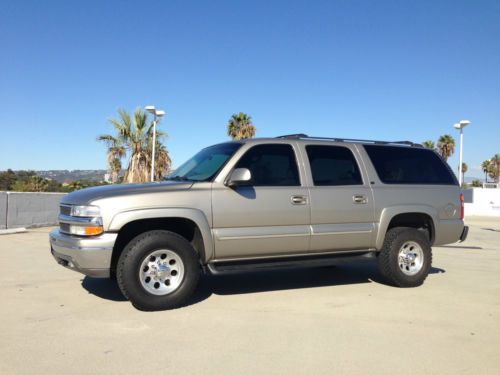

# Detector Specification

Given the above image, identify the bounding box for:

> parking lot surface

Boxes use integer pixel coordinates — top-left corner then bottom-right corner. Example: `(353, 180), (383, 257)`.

(1, 217), (499, 374)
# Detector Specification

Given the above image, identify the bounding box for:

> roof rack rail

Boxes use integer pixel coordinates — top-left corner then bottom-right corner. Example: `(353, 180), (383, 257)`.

(275, 134), (422, 147)
(275, 133), (309, 139)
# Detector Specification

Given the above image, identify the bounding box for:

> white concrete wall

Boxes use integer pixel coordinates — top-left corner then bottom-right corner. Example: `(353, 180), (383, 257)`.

(0, 192), (66, 229)
(0, 192), (7, 229)
(463, 188), (500, 217)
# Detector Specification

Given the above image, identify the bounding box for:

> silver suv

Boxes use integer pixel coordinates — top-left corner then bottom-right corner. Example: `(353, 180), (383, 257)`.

(50, 134), (468, 310)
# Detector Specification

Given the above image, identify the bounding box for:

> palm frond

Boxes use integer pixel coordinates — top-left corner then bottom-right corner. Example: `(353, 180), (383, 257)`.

(227, 112), (255, 140)
(97, 134), (117, 144)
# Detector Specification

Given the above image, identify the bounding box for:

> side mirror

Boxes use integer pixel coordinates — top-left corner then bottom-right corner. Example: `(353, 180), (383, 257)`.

(226, 168), (252, 188)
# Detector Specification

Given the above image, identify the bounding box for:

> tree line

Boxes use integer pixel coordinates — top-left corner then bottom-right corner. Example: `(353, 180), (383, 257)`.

(0, 170), (107, 192)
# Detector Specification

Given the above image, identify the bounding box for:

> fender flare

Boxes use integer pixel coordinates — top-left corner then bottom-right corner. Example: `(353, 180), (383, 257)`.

(375, 205), (438, 250)
(109, 208), (214, 262)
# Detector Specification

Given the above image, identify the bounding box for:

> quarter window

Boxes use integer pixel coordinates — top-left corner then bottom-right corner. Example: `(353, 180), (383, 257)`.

(306, 145), (363, 186)
(234, 144), (300, 186)
(364, 145), (457, 185)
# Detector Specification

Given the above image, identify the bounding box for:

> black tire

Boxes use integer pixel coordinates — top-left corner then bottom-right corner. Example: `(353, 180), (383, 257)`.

(116, 230), (200, 311)
(377, 227), (432, 287)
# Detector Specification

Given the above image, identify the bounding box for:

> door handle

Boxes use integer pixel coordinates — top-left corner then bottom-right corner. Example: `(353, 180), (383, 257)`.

(353, 195), (367, 204)
(291, 195), (307, 205)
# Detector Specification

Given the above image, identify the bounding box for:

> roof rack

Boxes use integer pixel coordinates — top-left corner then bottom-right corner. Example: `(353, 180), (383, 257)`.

(275, 134), (422, 147)
(275, 133), (308, 139)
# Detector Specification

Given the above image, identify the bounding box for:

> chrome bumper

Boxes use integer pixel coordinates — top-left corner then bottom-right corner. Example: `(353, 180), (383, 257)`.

(49, 229), (117, 278)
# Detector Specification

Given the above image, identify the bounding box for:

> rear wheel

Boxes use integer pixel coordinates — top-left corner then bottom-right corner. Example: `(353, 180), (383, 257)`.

(377, 227), (432, 287)
(117, 230), (200, 311)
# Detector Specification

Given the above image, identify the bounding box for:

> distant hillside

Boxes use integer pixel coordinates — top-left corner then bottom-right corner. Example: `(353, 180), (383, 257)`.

(35, 170), (108, 183)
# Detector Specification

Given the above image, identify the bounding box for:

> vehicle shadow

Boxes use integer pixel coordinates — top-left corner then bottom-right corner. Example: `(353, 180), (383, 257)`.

(81, 262), (447, 307)
(440, 245), (483, 250)
(81, 277), (127, 302)
(205, 262), (376, 296)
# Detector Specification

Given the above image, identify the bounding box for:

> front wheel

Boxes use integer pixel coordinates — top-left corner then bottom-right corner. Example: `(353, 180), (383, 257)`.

(377, 227), (432, 287)
(116, 230), (200, 311)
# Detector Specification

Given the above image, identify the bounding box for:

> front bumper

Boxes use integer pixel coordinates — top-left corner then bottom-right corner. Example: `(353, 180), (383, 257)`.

(49, 229), (117, 278)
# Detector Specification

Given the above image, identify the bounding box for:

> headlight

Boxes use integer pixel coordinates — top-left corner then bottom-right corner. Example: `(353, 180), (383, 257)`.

(71, 205), (101, 217)
(59, 205), (104, 236)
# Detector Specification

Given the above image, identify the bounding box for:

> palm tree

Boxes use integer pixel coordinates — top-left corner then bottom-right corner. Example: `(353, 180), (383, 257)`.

(227, 112), (256, 140)
(437, 135), (455, 161)
(148, 138), (172, 180)
(98, 108), (170, 184)
(489, 154), (500, 183)
(121, 109), (150, 183)
(110, 158), (122, 183)
(461, 162), (468, 182)
(422, 140), (435, 150)
(97, 134), (125, 183)
(482, 160), (491, 183)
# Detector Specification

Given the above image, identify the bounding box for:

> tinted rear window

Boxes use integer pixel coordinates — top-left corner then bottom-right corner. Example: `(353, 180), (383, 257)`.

(364, 145), (457, 185)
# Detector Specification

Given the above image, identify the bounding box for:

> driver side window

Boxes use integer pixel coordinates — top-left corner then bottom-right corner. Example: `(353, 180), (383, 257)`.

(234, 144), (300, 186)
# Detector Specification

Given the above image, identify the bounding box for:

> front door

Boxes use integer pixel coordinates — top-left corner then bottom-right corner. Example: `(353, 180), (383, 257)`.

(211, 143), (310, 259)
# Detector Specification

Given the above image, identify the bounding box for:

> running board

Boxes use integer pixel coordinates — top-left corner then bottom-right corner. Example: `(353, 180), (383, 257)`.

(206, 251), (376, 275)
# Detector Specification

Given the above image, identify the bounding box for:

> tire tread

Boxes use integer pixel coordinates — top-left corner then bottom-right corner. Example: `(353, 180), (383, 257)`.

(116, 230), (200, 311)
(378, 227), (432, 287)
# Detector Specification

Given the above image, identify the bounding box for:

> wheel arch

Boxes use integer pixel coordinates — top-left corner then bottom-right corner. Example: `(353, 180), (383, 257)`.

(108, 208), (213, 273)
(376, 206), (437, 250)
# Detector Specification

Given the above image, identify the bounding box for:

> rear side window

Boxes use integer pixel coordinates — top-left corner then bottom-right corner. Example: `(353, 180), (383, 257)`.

(306, 145), (363, 186)
(235, 144), (300, 186)
(364, 145), (457, 185)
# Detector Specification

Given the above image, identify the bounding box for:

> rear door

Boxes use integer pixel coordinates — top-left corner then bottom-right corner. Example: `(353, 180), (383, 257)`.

(300, 143), (376, 252)
(211, 143), (311, 259)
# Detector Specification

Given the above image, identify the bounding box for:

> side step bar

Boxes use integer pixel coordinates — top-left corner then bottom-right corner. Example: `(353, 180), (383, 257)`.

(206, 251), (376, 275)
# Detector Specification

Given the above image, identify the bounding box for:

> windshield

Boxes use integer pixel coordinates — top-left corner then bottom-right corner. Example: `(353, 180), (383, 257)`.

(166, 142), (242, 182)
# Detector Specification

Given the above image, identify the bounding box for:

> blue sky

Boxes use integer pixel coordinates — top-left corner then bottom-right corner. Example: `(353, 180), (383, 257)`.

(0, 0), (499, 178)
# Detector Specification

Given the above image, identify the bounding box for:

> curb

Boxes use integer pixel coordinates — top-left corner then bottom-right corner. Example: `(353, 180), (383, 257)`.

(0, 228), (27, 235)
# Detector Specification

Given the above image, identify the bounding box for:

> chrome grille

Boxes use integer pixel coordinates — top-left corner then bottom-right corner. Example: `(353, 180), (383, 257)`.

(59, 205), (72, 234)
(60, 223), (70, 234)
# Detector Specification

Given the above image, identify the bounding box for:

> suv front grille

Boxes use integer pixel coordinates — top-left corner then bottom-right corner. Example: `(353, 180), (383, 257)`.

(59, 205), (72, 234)
(59, 223), (71, 234)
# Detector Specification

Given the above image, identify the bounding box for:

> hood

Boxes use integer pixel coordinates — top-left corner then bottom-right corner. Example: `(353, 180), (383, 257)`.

(60, 181), (194, 205)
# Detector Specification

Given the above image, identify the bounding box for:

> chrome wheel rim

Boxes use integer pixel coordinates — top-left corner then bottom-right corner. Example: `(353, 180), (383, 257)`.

(139, 249), (184, 295)
(398, 241), (424, 276)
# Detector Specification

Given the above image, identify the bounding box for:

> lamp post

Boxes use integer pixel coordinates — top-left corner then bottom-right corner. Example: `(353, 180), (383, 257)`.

(453, 120), (471, 186)
(145, 105), (165, 182)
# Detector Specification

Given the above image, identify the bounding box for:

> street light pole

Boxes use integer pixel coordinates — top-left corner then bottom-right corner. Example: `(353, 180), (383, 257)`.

(145, 105), (165, 182)
(151, 115), (157, 182)
(453, 120), (471, 186)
